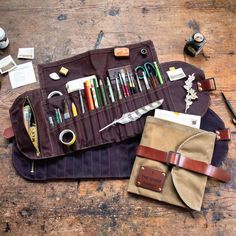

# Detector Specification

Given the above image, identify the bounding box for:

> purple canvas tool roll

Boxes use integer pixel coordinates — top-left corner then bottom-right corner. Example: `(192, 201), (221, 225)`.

(8, 41), (229, 181)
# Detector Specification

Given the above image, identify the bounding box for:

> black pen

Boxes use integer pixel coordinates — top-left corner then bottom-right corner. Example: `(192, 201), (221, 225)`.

(221, 92), (236, 124)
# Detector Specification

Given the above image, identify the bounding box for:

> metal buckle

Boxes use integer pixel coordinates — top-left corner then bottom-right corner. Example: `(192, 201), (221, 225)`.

(166, 151), (181, 168)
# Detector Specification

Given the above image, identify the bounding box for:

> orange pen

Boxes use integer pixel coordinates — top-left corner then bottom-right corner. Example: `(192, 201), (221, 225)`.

(84, 80), (94, 111)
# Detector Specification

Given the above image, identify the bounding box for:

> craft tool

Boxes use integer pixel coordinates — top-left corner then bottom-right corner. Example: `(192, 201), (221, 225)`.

(71, 102), (78, 117)
(118, 72), (127, 97)
(184, 32), (206, 57)
(93, 78), (102, 107)
(115, 76), (122, 100)
(59, 129), (76, 146)
(79, 90), (85, 113)
(47, 91), (63, 99)
(221, 92), (236, 125)
(84, 80), (94, 111)
(99, 99), (164, 132)
(63, 100), (70, 119)
(121, 69), (130, 96)
(142, 71), (150, 90)
(135, 72), (142, 92)
(48, 116), (55, 127)
(91, 80), (99, 108)
(107, 77), (115, 103)
(99, 79), (108, 106)
(153, 61), (164, 85)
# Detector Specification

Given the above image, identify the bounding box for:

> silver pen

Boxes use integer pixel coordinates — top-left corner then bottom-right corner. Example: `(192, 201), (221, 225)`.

(115, 76), (122, 100)
(142, 71), (150, 90)
(135, 72), (142, 92)
(79, 89), (85, 113)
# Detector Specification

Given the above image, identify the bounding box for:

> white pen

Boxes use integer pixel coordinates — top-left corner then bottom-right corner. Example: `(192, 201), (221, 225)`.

(135, 72), (142, 92)
(115, 77), (122, 100)
(142, 71), (150, 90)
(107, 77), (115, 103)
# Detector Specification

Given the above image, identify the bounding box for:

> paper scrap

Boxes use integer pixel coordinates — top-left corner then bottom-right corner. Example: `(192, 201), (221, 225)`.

(0, 55), (17, 74)
(154, 109), (201, 129)
(9, 62), (37, 89)
(18, 48), (34, 59)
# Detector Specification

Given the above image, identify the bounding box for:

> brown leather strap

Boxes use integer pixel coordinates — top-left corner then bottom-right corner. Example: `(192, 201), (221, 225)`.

(197, 78), (216, 91)
(136, 145), (231, 183)
(216, 129), (231, 141)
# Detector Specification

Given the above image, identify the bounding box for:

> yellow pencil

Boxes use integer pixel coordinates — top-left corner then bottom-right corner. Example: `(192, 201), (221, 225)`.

(71, 102), (78, 117)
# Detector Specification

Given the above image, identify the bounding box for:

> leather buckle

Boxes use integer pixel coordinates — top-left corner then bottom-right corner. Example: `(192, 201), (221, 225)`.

(166, 151), (181, 168)
(197, 78), (216, 91)
(216, 129), (231, 141)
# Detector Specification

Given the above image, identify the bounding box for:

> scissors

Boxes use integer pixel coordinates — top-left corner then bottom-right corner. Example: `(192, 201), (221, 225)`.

(135, 62), (158, 89)
(135, 62), (164, 87)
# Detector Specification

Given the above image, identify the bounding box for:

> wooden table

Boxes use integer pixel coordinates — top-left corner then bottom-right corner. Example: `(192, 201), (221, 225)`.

(0, 1), (235, 235)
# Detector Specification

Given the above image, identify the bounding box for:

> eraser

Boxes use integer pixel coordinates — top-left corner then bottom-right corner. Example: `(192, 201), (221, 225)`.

(59, 67), (69, 76)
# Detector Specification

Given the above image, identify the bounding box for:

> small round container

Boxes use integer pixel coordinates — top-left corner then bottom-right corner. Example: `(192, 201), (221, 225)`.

(0, 27), (9, 49)
(184, 32), (206, 57)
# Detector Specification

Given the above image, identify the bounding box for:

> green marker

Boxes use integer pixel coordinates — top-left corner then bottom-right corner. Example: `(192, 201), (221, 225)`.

(99, 79), (108, 106)
(154, 61), (164, 85)
(93, 78), (102, 107)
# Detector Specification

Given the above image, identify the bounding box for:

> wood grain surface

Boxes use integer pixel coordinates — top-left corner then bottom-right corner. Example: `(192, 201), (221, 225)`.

(0, 0), (235, 235)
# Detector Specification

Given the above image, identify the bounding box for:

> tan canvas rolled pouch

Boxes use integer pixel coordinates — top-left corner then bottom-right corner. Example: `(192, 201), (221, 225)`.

(128, 117), (230, 211)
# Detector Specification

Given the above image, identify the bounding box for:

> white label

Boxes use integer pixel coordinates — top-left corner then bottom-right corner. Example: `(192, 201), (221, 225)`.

(166, 68), (186, 81)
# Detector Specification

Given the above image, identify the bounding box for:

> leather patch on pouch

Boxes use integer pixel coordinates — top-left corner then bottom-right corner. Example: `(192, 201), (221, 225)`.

(114, 47), (130, 57)
(136, 166), (166, 192)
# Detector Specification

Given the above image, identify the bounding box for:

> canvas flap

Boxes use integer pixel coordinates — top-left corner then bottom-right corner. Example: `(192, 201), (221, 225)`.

(171, 131), (216, 211)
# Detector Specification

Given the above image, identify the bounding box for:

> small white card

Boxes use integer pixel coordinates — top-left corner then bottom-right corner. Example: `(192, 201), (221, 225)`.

(66, 75), (97, 93)
(18, 48), (34, 59)
(166, 68), (186, 81)
(0, 55), (17, 74)
(154, 109), (201, 129)
(9, 62), (37, 89)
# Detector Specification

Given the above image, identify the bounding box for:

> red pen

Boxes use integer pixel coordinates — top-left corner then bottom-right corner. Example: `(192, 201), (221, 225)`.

(118, 72), (127, 98)
(120, 69), (130, 96)
(84, 80), (94, 111)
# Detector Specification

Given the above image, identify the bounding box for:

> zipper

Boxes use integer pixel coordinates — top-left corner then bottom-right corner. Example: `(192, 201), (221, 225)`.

(24, 96), (41, 157)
